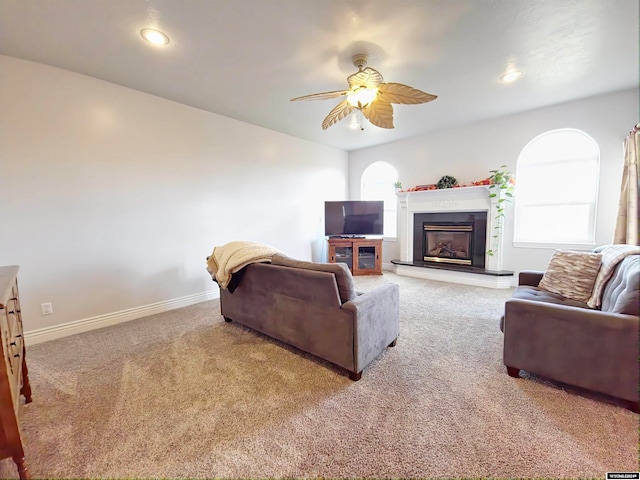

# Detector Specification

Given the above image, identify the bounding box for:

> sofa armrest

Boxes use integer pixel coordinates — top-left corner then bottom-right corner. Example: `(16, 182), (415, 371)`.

(342, 283), (400, 374)
(503, 298), (639, 402)
(518, 270), (544, 287)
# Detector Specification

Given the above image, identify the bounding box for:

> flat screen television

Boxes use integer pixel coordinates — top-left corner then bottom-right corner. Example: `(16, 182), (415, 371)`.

(324, 200), (384, 237)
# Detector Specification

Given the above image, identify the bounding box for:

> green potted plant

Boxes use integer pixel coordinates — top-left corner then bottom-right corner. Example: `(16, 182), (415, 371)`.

(486, 165), (514, 257)
(394, 181), (402, 192)
(436, 175), (458, 189)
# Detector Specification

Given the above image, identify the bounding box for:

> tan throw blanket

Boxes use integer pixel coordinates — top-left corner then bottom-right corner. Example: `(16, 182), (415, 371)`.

(206, 241), (282, 289)
(587, 244), (640, 308)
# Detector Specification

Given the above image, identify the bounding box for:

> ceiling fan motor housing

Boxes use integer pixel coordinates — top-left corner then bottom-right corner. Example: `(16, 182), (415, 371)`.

(352, 53), (368, 70)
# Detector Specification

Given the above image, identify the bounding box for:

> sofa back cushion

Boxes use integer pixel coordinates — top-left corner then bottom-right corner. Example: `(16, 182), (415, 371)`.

(588, 244), (640, 308)
(600, 255), (639, 315)
(271, 253), (357, 304)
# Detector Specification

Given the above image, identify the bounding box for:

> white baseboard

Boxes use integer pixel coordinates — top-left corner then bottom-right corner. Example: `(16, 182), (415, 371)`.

(24, 290), (220, 346)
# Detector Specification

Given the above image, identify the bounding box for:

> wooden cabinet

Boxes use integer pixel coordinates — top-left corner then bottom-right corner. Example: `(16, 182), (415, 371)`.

(0, 266), (32, 479)
(328, 238), (383, 276)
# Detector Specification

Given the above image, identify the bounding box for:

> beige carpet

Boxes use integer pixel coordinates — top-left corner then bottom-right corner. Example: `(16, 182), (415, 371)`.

(0, 272), (637, 478)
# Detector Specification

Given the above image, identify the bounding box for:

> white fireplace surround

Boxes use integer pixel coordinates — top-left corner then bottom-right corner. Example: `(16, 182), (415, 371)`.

(395, 186), (512, 288)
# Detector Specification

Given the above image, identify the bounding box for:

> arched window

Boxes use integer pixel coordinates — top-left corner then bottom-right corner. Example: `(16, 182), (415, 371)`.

(361, 161), (398, 237)
(514, 129), (600, 247)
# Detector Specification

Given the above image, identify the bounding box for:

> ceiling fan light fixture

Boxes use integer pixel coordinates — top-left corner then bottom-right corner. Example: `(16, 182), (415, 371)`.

(140, 28), (170, 46)
(349, 111), (364, 131)
(290, 53), (437, 130)
(499, 70), (523, 83)
(347, 87), (378, 108)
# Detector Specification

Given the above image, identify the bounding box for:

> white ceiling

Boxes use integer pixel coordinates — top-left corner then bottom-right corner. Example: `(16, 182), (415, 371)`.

(1, 0), (638, 152)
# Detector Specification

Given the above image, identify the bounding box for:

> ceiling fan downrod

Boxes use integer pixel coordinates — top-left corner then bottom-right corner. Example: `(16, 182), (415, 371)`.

(352, 53), (368, 70)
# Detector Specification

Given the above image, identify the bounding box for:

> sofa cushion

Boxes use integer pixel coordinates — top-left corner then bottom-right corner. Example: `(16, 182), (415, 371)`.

(499, 286), (589, 332)
(539, 250), (602, 303)
(512, 285), (589, 308)
(271, 253), (357, 303)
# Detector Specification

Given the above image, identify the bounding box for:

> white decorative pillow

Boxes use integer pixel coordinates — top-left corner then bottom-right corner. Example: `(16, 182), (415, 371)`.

(539, 250), (603, 303)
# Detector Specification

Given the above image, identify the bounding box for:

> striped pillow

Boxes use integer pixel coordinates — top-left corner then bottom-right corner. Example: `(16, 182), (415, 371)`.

(539, 250), (603, 303)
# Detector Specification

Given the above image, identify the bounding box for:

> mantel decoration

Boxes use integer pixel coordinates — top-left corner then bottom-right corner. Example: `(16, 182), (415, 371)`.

(437, 175), (458, 189)
(396, 167), (514, 196)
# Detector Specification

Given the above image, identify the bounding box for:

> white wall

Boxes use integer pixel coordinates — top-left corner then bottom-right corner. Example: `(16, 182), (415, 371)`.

(348, 88), (638, 274)
(2, 53), (634, 336)
(0, 55), (348, 334)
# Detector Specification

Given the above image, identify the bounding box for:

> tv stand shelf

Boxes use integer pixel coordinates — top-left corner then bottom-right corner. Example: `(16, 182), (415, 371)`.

(328, 238), (382, 276)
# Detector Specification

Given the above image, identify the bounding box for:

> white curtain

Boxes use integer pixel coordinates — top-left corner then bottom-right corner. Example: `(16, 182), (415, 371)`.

(613, 125), (639, 245)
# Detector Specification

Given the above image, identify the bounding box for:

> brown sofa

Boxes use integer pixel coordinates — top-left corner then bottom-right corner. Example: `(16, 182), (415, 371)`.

(218, 253), (400, 380)
(500, 251), (639, 412)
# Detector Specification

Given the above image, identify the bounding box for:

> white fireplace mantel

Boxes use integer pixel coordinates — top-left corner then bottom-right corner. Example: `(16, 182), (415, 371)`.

(395, 186), (511, 288)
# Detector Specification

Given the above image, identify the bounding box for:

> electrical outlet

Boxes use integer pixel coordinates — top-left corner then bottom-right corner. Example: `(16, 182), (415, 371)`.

(41, 302), (53, 316)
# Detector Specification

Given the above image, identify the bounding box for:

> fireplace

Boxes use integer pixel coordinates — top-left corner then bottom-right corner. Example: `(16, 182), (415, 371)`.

(413, 212), (487, 269)
(424, 224), (473, 265)
(394, 186), (513, 288)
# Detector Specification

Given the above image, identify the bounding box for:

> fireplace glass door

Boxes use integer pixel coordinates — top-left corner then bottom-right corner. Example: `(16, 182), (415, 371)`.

(423, 224), (473, 265)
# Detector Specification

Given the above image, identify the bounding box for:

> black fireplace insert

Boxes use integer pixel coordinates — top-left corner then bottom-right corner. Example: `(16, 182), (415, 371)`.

(413, 212), (487, 268)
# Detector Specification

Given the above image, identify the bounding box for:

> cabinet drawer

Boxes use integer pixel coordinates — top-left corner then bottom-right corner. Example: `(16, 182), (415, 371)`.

(0, 313), (22, 411)
(1, 345), (18, 414)
(0, 313), (14, 377)
(6, 302), (19, 343)
(3, 310), (21, 367)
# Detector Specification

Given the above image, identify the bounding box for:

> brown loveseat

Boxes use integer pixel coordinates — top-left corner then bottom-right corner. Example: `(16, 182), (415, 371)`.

(218, 253), (400, 380)
(501, 247), (639, 412)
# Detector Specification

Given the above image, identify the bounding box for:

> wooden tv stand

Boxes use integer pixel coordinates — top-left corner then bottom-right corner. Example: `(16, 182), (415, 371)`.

(327, 237), (383, 276)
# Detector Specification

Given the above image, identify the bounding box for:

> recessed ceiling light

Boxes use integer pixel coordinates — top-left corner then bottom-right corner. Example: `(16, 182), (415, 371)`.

(140, 28), (170, 46)
(499, 70), (523, 83)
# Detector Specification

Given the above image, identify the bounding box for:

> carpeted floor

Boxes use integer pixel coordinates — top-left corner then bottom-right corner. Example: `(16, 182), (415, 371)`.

(0, 272), (637, 478)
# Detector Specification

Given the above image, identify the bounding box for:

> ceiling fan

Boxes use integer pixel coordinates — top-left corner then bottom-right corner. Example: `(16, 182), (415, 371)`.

(290, 54), (437, 130)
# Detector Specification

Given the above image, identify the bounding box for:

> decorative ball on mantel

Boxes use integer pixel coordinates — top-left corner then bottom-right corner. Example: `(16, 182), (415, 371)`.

(437, 175), (458, 189)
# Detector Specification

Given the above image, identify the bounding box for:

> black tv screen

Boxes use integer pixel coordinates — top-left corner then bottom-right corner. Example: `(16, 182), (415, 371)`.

(324, 201), (384, 237)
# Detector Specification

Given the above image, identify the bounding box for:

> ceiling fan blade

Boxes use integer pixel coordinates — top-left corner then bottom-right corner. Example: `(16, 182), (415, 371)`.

(378, 83), (437, 104)
(347, 67), (385, 89)
(362, 99), (394, 129)
(322, 99), (355, 130)
(290, 90), (348, 101)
